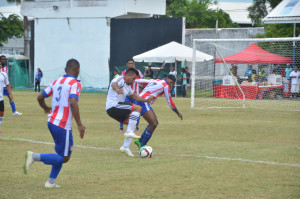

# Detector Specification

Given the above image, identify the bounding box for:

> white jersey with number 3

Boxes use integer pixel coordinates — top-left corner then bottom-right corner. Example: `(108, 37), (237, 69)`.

(42, 75), (81, 130)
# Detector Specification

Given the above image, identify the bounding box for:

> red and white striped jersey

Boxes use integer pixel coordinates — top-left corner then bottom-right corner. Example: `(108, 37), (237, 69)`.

(120, 69), (144, 95)
(1, 65), (8, 74)
(137, 78), (177, 111)
(42, 75), (82, 130)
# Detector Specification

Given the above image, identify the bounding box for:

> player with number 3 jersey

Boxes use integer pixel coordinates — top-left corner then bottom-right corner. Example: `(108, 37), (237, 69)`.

(24, 59), (86, 188)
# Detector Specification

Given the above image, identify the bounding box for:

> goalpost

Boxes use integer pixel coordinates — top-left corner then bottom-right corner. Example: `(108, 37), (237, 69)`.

(191, 37), (300, 111)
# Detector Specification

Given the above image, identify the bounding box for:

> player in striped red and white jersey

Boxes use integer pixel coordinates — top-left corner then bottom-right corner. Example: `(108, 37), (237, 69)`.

(24, 59), (86, 188)
(0, 55), (22, 115)
(119, 59), (144, 133)
(134, 75), (183, 149)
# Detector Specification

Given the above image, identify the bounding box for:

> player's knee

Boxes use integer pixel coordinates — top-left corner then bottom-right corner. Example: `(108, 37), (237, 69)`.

(134, 105), (142, 112)
(63, 156), (71, 163)
(151, 120), (158, 129)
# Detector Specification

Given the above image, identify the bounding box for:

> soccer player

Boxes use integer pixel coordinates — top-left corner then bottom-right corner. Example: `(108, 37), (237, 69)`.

(0, 55), (22, 115)
(119, 59), (144, 133)
(134, 74), (183, 149)
(0, 62), (14, 133)
(106, 68), (154, 157)
(23, 59), (86, 188)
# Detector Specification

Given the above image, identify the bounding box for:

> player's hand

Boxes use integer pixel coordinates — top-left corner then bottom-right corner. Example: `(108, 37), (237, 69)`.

(44, 106), (51, 114)
(9, 94), (13, 102)
(78, 125), (86, 139)
(147, 96), (156, 102)
(116, 89), (123, 95)
(178, 113), (183, 120)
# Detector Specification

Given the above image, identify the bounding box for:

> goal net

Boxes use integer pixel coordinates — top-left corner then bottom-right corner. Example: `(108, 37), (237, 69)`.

(191, 38), (300, 111)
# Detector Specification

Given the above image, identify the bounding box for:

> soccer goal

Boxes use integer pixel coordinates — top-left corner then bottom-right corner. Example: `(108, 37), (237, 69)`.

(191, 37), (300, 111)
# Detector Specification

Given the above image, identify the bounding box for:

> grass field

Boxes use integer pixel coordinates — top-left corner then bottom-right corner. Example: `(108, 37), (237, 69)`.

(0, 91), (300, 199)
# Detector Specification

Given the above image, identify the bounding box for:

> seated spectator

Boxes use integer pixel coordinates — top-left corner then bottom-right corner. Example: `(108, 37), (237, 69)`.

(251, 70), (257, 82)
(258, 69), (266, 81)
(144, 65), (154, 79)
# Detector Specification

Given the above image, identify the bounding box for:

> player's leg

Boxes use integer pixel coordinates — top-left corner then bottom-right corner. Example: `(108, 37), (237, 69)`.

(123, 104), (142, 138)
(138, 110), (158, 147)
(35, 81), (37, 92)
(24, 123), (73, 188)
(38, 81), (41, 92)
(119, 96), (131, 133)
(3, 88), (22, 115)
(0, 100), (4, 133)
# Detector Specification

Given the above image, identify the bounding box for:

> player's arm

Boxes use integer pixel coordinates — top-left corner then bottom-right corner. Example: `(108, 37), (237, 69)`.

(111, 82), (123, 94)
(164, 86), (183, 120)
(70, 97), (85, 139)
(5, 84), (13, 102)
(37, 93), (51, 113)
(130, 93), (155, 103)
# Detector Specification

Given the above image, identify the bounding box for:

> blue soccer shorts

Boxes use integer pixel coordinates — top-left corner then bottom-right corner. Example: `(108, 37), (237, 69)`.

(136, 101), (153, 115)
(3, 87), (9, 96)
(48, 122), (73, 157)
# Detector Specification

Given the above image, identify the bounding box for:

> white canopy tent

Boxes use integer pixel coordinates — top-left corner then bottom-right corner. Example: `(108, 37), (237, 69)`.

(133, 41), (214, 97)
(133, 41), (213, 63)
(263, 0), (300, 24)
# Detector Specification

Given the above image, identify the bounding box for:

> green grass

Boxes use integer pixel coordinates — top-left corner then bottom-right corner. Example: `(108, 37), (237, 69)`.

(0, 91), (299, 199)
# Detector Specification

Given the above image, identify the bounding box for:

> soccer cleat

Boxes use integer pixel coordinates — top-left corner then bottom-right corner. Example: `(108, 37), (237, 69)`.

(124, 131), (141, 139)
(134, 139), (141, 149)
(23, 151), (34, 174)
(12, 111), (22, 116)
(120, 146), (134, 157)
(45, 181), (61, 188)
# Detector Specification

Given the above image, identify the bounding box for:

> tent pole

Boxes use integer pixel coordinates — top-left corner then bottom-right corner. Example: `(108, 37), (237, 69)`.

(175, 61), (177, 97)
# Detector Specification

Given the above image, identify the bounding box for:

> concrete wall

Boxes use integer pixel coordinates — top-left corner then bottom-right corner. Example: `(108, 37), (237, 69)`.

(35, 18), (110, 89)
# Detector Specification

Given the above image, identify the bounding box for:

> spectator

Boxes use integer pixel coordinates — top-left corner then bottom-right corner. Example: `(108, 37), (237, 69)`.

(169, 66), (177, 97)
(179, 68), (187, 97)
(289, 66), (300, 98)
(144, 65), (154, 79)
(185, 67), (191, 84)
(258, 69), (266, 81)
(285, 64), (293, 81)
(251, 70), (257, 83)
(113, 70), (119, 79)
(244, 65), (253, 78)
(35, 68), (43, 92)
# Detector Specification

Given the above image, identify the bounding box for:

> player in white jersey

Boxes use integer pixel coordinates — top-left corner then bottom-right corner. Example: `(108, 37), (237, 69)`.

(106, 68), (154, 157)
(0, 61), (14, 133)
(24, 59), (86, 188)
(133, 74), (183, 149)
(0, 55), (22, 115)
(119, 59), (144, 133)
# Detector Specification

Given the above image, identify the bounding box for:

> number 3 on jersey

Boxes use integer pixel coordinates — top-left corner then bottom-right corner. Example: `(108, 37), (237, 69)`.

(56, 86), (62, 102)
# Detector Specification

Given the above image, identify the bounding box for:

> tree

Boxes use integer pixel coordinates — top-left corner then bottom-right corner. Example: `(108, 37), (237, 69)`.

(0, 13), (23, 47)
(166, 0), (239, 29)
(247, 0), (268, 26)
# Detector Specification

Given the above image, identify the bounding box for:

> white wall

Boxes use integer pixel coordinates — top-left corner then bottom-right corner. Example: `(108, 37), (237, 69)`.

(35, 18), (110, 89)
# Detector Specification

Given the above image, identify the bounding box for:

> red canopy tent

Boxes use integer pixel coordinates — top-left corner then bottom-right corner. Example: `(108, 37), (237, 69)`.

(214, 43), (293, 64)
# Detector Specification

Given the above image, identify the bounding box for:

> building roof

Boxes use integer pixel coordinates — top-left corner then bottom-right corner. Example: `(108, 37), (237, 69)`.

(211, 2), (252, 25)
(263, 0), (300, 24)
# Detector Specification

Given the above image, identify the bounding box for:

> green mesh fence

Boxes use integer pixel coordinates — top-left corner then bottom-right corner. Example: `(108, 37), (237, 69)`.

(6, 57), (33, 88)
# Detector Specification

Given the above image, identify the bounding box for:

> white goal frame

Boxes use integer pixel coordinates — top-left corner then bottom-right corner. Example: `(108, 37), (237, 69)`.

(191, 37), (300, 109)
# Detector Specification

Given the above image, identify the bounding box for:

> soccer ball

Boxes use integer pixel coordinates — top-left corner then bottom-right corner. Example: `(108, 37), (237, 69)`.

(140, 145), (153, 158)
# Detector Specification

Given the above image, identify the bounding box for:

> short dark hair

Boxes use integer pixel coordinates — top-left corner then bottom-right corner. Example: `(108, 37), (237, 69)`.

(167, 74), (176, 83)
(127, 59), (134, 63)
(65, 59), (80, 73)
(125, 68), (138, 76)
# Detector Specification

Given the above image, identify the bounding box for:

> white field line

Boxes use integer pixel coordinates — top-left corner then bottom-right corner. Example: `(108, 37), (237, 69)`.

(1, 136), (300, 168)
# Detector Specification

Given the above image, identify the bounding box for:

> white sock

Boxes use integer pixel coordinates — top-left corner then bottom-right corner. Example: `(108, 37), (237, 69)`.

(125, 111), (140, 133)
(123, 138), (132, 148)
(0, 117), (3, 126)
